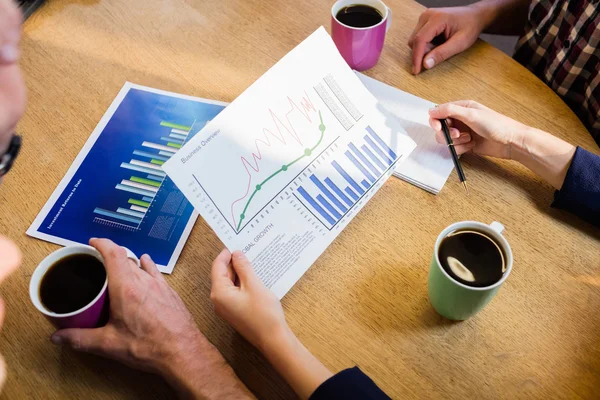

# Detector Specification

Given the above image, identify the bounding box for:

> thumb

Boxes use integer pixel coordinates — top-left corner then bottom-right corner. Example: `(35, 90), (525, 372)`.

(422, 33), (471, 70)
(51, 327), (115, 356)
(230, 251), (260, 288)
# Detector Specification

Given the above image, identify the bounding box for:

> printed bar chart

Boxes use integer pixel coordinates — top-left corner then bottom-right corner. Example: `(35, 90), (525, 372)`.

(294, 125), (400, 229)
(94, 120), (191, 228)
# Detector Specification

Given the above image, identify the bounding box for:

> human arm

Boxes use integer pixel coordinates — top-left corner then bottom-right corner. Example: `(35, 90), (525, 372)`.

(408, 0), (530, 74)
(428, 101), (600, 226)
(210, 250), (333, 399)
(51, 238), (254, 400)
(210, 250), (390, 399)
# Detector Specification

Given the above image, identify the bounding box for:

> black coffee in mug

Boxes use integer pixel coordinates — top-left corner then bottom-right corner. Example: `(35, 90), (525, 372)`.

(39, 254), (106, 314)
(336, 4), (383, 28)
(438, 229), (505, 287)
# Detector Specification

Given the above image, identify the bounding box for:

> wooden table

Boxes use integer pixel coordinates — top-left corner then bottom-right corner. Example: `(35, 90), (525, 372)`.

(1, 0), (599, 398)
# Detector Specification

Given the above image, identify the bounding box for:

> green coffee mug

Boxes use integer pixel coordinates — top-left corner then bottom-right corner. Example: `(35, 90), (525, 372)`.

(428, 221), (513, 320)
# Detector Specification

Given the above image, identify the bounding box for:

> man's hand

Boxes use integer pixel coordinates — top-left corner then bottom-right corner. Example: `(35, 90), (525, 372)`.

(52, 239), (254, 399)
(210, 249), (288, 353)
(408, 6), (486, 74)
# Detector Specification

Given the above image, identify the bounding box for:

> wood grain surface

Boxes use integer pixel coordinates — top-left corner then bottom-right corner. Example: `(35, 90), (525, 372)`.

(1, 0), (599, 398)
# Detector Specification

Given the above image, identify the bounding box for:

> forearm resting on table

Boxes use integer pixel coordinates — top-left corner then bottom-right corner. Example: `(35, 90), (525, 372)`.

(260, 326), (333, 400)
(162, 335), (255, 399)
(472, 0), (530, 35)
(511, 127), (576, 190)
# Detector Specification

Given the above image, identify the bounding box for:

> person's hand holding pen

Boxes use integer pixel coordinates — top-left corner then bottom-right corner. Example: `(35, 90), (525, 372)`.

(429, 100), (529, 159)
(428, 100), (576, 190)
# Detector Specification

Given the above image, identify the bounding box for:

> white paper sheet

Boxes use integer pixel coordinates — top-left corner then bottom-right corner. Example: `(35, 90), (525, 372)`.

(356, 73), (454, 194)
(163, 27), (416, 298)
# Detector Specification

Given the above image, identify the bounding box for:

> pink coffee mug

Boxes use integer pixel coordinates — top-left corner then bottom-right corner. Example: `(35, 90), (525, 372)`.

(29, 244), (140, 329)
(331, 0), (392, 71)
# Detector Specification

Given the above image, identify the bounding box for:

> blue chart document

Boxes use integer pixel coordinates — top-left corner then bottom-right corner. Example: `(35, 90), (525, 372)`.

(164, 28), (416, 297)
(28, 83), (227, 272)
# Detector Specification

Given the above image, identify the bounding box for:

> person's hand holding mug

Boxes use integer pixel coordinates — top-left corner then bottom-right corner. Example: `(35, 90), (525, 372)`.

(428, 100), (577, 190)
(51, 239), (252, 399)
(211, 250), (332, 399)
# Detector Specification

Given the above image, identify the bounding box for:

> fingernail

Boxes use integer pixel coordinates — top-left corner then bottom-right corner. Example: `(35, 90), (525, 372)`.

(50, 335), (62, 345)
(424, 58), (435, 69)
(0, 44), (18, 63)
(429, 107), (437, 114)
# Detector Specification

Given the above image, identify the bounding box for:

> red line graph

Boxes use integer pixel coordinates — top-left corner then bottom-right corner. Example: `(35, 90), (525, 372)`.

(230, 91), (317, 226)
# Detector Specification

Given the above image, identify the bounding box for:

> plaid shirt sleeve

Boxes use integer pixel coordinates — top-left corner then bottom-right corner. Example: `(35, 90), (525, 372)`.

(513, 0), (600, 147)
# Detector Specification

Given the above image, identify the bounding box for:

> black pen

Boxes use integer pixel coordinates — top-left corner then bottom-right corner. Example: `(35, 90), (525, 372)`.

(440, 119), (469, 194)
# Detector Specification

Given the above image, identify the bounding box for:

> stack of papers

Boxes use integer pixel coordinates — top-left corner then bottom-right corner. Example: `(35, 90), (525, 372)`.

(356, 73), (455, 194)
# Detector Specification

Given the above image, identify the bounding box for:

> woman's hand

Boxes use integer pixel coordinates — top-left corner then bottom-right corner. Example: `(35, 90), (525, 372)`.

(210, 249), (288, 353)
(210, 250), (332, 399)
(429, 100), (576, 190)
(428, 100), (533, 159)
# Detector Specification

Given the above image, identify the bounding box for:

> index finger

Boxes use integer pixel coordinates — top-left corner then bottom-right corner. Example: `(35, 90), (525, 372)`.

(89, 238), (134, 280)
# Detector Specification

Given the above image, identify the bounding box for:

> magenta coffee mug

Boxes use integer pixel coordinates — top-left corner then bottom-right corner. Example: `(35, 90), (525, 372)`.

(331, 0), (392, 71)
(29, 244), (139, 329)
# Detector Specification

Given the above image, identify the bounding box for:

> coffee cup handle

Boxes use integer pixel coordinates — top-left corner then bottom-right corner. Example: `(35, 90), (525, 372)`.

(122, 247), (141, 267)
(386, 7), (392, 32)
(489, 221), (505, 235)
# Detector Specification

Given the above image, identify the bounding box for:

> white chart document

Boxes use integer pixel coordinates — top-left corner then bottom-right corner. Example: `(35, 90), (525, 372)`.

(163, 27), (416, 298)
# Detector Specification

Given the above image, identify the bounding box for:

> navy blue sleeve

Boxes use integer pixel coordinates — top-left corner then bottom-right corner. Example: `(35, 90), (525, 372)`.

(551, 146), (600, 227)
(309, 367), (391, 400)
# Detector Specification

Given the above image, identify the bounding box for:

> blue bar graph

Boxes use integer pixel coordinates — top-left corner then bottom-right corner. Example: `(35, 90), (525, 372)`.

(310, 175), (348, 213)
(297, 187), (335, 225)
(366, 126), (397, 160)
(361, 144), (387, 171)
(142, 196), (154, 202)
(294, 125), (399, 230)
(94, 208), (141, 224)
(345, 151), (375, 183)
(324, 178), (353, 207)
(316, 194), (342, 219)
(345, 187), (359, 201)
(332, 161), (364, 195)
(349, 143), (380, 176)
(364, 135), (392, 165)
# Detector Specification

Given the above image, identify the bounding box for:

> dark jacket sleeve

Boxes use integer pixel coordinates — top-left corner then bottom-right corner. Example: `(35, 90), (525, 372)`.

(551, 146), (600, 227)
(309, 367), (391, 400)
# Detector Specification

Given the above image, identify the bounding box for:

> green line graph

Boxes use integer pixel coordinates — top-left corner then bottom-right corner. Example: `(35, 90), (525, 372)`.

(236, 110), (326, 231)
